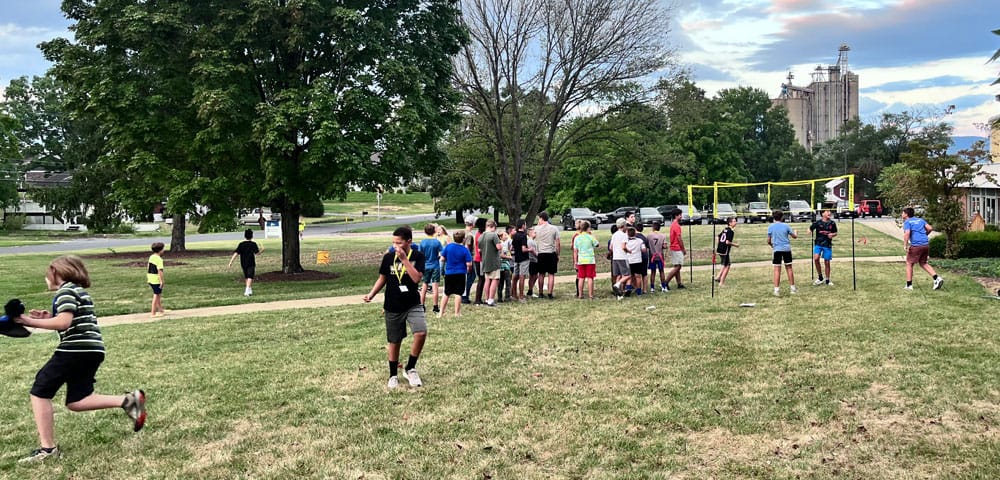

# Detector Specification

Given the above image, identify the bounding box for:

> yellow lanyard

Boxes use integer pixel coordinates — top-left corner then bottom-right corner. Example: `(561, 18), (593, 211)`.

(393, 248), (412, 283)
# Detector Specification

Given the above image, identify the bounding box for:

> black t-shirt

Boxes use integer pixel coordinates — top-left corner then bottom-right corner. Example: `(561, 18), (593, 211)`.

(235, 241), (260, 268)
(717, 227), (734, 255)
(379, 249), (426, 313)
(810, 220), (837, 248)
(511, 231), (529, 262)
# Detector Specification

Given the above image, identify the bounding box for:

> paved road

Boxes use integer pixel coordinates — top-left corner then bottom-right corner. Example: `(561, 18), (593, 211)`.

(0, 213), (441, 255)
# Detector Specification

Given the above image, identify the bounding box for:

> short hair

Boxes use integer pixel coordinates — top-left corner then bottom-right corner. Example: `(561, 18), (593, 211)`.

(610, 225), (618, 234)
(626, 211), (635, 218)
(424, 224), (436, 236)
(773, 209), (784, 221)
(453, 230), (466, 243)
(392, 226), (413, 241)
(615, 218), (626, 228)
(671, 208), (682, 219)
(652, 221), (661, 230)
(244, 229), (254, 240)
(903, 207), (915, 218)
(635, 223), (644, 232)
(582, 220), (591, 231)
(727, 217), (738, 225)
(151, 242), (165, 253)
(627, 227), (636, 237)
(538, 211), (550, 222)
(475, 217), (487, 233)
(464, 215), (477, 226)
(486, 219), (497, 228)
(516, 219), (526, 230)
(49, 255), (91, 288)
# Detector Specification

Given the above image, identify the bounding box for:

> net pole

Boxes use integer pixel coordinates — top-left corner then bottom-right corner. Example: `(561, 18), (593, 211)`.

(852, 214), (857, 291)
(711, 221), (716, 298)
(688, 222), (693, 284)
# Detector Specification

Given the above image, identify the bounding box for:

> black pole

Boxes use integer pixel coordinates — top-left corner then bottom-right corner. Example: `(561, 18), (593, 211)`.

(851, 215), (857, 291)
(811, 221), (817, 282)
(688, 223), (694, 283)
(711, 221), (717, 298)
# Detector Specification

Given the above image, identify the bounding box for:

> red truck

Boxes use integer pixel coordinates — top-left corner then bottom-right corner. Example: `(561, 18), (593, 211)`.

(856, 199), (883, 218)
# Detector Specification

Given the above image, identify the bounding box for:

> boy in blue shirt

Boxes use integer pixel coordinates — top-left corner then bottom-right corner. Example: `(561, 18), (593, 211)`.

(902, 207), (943, 290)
(440, 230), (473, 318)
(418, 224), (444, 313)
(767, 209), (798, 297)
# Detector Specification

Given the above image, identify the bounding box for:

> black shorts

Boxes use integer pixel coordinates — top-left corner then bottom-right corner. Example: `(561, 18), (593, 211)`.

(629, 262), (645, 275)
(529, 261), (540, 276)
(537, 252), (559, 274)
(719, 254), (731, 267)
(242, 265), (256, 280)
(444, 274), (466, 296)
(149, 283), (163, 295)
(474, 261), (483, 277)
(772, 251), (793, 265)
(31, 352), (105, 404)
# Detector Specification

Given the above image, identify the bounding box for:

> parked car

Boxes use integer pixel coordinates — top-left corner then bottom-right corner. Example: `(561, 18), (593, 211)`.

(821, 200), (856, 219)
(702, 203), (737, 224)
(656, 204), (702, 225)
(603, 206), (639, 225)
(239, 208), (280, 225)
(561, 208), (601, 230)
(741, 201), (772, 223)
(856, 199), (883, 218)
(637, 207), (664, 227)
(778, 200), (813, 222)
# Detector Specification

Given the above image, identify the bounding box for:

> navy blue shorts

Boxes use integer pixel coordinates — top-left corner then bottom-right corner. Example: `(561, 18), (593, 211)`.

(149, 283), (163, 295)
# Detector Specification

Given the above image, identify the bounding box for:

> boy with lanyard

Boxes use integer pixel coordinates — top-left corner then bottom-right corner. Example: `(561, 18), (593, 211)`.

(809, 210), (838, 286)
(573, 220), (600, 299)
(902, 206), (943, 290)
(714, 217), (739, 286)
(418, 224), (444, 313)
(12, 255), (146, 462)
(646, 221), (667, 292)
(228, 229), (263, 296)
(363, 226), (427, 389)
(767, 209), (798, 296)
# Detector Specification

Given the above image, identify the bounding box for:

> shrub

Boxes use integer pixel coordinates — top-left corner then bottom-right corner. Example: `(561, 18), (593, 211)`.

(929, 236), (946, 258)
(930, 231), (1000, 258)
(301, 198), (325, 218)
(2, 214), (26, 231)
(986, 224), (999, 232)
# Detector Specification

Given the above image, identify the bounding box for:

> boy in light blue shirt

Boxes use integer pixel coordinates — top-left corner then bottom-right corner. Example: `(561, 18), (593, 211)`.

(767, 209), (798, 297)
(418, 224), (444, 313)
(902, 207), (943, 290)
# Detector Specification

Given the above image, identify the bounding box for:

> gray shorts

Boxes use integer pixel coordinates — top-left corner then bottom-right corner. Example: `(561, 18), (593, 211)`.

(612, 260), (630, 277)
(513, 260), (530, 276)
(384, 305), (427, 344)
(669, 250), (684, 266)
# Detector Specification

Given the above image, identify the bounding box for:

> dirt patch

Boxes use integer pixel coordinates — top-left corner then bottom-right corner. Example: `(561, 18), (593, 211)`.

(973, 277), (1000, 297)
(255, 270), (340, 282)
(84, 249), (232, 260)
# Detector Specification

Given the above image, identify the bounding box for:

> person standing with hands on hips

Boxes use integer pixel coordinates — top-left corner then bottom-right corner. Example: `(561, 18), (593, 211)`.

(363, 226), (427, 389)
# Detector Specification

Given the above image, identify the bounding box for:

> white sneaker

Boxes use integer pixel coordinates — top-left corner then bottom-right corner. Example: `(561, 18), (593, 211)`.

(826, 280), (833, 286)
(773, 288), (780, 297)
(933, 277), (944, 290)
(790, 286), (798, 294)
(387, 376), (399, 389)
(405, 369), (423, 387)
(813, 279), (824, 286)
(904, 285), (913, 290)
(660, 286), (669, 293)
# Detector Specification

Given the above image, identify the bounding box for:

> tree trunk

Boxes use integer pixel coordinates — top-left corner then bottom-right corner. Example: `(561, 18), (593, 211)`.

(169, 214), (186, 252)
(455, 208), (463, 225)
(280, 203), (304, 274)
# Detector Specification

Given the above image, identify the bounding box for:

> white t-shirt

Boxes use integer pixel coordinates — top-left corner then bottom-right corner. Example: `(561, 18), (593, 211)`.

(626, 237), (644, 264)
(611, 230), (629, 260)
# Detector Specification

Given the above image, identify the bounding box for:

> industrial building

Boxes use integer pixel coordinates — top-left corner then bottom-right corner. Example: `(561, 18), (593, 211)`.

(772, 44), (859, 152)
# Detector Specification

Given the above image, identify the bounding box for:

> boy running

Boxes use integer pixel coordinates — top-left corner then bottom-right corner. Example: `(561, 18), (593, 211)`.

(809, 210), (838, 286)
(363, 226), (427, 389)
(228, 229), (263, 296)
(12, 255), (146, 463)
(147, 242), (166, 317)
(902, 207), (943, 290)
(715, 217), (739, 286)
(767, 210), (798, 296)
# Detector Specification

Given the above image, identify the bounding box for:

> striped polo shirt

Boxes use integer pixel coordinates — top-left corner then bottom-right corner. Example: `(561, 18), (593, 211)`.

(53, 282), (105, 354)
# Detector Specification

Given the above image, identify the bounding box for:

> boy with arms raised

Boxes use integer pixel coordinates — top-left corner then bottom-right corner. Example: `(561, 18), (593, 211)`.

(363, 227), (427, 389)
(767, 210), (798, 296)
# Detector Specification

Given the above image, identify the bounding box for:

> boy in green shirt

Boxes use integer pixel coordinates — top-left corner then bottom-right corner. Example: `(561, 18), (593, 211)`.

(573, 221), (599, 299)
(147, 242), (166, 317)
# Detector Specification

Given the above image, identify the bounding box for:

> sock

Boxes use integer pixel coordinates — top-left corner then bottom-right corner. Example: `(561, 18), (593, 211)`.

(818, 275), (824, 281)
(933, 275), (939, 280)
(625, 285), (633, 292)
(121, 397), (128, 408)
(906, 281), (913, 287)
(405, 355), (418, 371)
(389, 361), (399, 378)
(40, 447), (56, 453)
(826, 279), (831, 284)
(635, 288), (643, 295)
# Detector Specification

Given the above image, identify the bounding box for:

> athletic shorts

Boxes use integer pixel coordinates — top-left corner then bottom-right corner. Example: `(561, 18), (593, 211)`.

(474, 261), (483, 277)
(629, 262), (645, 275)
(669, 250), (684, 266)
(444, 274), (466, 296)
(648, 257), (664, 271)
(513, 260), (530, 276)
(772, 251), (793, 265)
(423, 267), (441, 285)
(718, 254), (731, 267)
(813, 245), (833, 261)
(537, 252), (559, 275)
(483, 269), (500, 280)
(529, 261), (540, 276)
(907, 245), (930, 265)
(384, 305), (427, 344)
(31, 352), (105, 404)
(612, 259), (631, 277)
(577, 263), (596, 279)
(241, 265), (255, 280)
(149, 283), (163, 295)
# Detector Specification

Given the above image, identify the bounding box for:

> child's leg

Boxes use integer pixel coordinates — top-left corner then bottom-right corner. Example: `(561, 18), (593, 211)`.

(587, 277), (595, 298)
(920, 261), (938, 278)
(773, 265), (781, 287)
(785, 264), (795, 286)
(439, 294), (450, 316)
(420, 281), (428, 305)
(66, 393), (126, 412)
(29, 395), (56, 449)
(431, 282), (440, 307)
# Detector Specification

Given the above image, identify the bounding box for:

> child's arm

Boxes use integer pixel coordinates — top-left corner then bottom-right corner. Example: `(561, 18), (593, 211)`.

(228, 252), (238, 267)
(16, 310), (73, 331)
(158, 267), (165, 286)
(363, 275), (388, 303)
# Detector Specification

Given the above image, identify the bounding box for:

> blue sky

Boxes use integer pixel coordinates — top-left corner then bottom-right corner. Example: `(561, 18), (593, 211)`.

(1, 0), (997, 136)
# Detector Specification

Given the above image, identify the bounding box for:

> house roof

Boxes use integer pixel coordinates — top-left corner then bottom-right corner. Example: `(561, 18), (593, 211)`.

(959, 163), (1000, 189)
(23, 170), (73, 187)
(825, 178), (846, 188)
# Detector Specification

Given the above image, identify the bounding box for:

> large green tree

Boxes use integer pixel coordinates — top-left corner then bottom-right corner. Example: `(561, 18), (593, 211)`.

(0, 113), (21, 210)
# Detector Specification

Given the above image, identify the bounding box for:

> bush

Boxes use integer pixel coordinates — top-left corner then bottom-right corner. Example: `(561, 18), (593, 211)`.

(986, 224), (999, 232)
(929, 231), (1000, 258)
(301, 198), (325, 218)
(2, 214), (26, 231)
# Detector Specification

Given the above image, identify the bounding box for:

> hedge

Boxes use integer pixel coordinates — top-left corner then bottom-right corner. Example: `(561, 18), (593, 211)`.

(929, 231), (1000, 258)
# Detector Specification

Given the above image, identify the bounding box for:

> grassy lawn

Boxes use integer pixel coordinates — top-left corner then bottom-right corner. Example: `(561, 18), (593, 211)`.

(323, 191), (435, 217)
(1, 262), (999, 478)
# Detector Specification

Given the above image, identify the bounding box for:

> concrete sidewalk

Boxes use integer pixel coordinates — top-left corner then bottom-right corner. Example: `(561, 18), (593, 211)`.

(97, 255), (904, 327)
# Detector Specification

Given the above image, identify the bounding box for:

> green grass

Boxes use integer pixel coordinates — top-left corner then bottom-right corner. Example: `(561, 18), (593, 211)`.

(323, 191), (434, 217)
(2, 263), (999, 478)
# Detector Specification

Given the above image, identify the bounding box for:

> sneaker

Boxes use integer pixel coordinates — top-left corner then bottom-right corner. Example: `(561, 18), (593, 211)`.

(461, 297), (470, 304)
(773, 288), (780, 297)
(616, 295), (624, 301)
(387, 376), (399, 389)
(661, 286), (669, 293)
(904, 285), (914, 290)
(18, 446), (60, 463)
(405, 369), (423, 387)
(826, 280), (833, 286)
(123, 389), (147, 432)
(531, 293), (539, 299)
(435, 311), (443, 319)
(676, 284), (686, 290)
(933, 277), (944, 290)
(790, 286), (798, 294)
(813, 279), (824, 286)
(612, 283), (622, 297)
(547, 294), (554, 300)
(714, 277), (720, 283)
(432, 305), (440, 313)
(151, 312), (165, 318)
(624, 289), (632, 298)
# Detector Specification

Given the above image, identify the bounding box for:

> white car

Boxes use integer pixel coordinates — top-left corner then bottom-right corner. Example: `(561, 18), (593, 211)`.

(240, 208), (280, 225)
